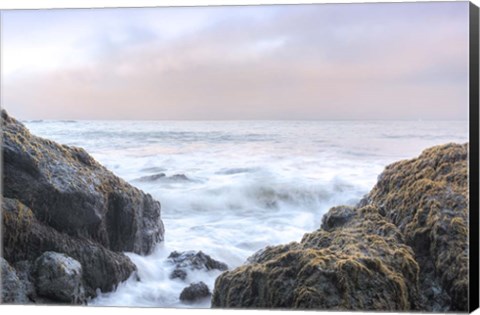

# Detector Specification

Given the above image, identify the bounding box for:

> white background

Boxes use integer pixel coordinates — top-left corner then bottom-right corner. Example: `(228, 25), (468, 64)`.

(0, 0), (479, 315)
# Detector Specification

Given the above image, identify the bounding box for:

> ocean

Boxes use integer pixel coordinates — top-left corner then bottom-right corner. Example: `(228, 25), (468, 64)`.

(23, 119), (468, 308)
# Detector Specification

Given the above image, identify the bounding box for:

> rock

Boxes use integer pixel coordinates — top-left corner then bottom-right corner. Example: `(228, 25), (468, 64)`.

(212, 143), (468, 312)
(180, 282), (211, 302)
(167, 250), (228, 280)
(1, 109), (166, 301)
(245, 242), (302, 265)
(367, 143), (469, 311)
(2, 109), (164, 255)
(1, 258), (30, 304)
(320, 206), (356, 231)
(33, 252), (85, 304)
(170, 268), (188, 281)
(213, 205), (419, 310)
(2, 197), (136, 298)
(12, 261), (36, 301)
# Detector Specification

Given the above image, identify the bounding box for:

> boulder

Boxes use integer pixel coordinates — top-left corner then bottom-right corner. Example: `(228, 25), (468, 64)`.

(2, 109), (164, 255)
(11, 261), (36, 302)
(213, 205), (419, 310)
(33, 252), (85, 304)
(367, 143), (469, 311)
(170, 268), (188, 281)
(212, 143), (469, 312)
(1, 109), (167, 301)
(2, 197), (136, 298)
(1, 258), (30, 304)
(167, 251), (228, 280)
(180, 282), (211, 302)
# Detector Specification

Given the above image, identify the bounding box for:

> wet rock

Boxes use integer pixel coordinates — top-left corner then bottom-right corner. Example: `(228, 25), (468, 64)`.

(180, 282), (211, 302)
(33, 252), (85, 304)
(168, 250), (228, 271)
(320, 206), (356, 231)
(170, 268), (188, 281)
(167, 250), (228, 280)
(213, 205), (419, 310)
(367, 143), (469, 311)
(2, 109), (164, 255)
(2, 198), (136, 298)
(246, 242), (302, 265)
(212, 143), (469, 312)
(1, 110), (163, 301)
(1, 258), (30, 304)
(12, 261), (36, 301)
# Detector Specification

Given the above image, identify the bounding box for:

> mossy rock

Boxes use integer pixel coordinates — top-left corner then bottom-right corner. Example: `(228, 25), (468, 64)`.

(212, 143), (468, 312)
(2, 109), (164, 255)
(2, 198), (136, 299)
(368, 143), (468, 311)
(213, 204), (420, 310)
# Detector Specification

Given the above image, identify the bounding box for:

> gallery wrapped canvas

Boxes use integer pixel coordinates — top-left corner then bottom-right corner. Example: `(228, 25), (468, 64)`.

(0, 0), (479, 313)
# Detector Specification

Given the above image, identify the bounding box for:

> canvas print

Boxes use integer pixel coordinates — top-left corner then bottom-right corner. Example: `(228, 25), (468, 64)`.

(1, 1), (478, 312)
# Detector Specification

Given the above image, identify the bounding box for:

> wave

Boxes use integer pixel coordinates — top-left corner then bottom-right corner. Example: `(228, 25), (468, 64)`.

(157, 174), (364, 217)
(134, 173), (192, 183)
(59, 120), (78, 123)
(25, 119), (44, 123)
(65, 130), (275, 144)
(215, 167), (260, 175)
(140, 166), (167, 173)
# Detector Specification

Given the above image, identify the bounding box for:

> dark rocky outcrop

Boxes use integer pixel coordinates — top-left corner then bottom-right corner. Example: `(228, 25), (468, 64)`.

(212, 143), (469, 312)
(179, 282), (211, 302)
(2, 110), (164, 254)
(167, 251), (228, 280)
(32, 252), (85, 304)
(1, 258), (30, 304)
(10, 261), (36, 303)
(1, 110), (165, 303)
(367, 143), (469, 311)
(170, 268), (188, 281)
(213, 205), (419, 310)
(2, 192), (136, 300)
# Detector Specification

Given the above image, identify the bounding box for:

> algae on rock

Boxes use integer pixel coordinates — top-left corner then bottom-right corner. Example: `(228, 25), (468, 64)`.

(212, 143), (469, 312)
(1, 110), (165, 302)
(2, 109), (164, 255)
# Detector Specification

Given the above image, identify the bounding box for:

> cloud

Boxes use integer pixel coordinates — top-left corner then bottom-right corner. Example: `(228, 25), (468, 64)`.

(2, 2), (469, 120)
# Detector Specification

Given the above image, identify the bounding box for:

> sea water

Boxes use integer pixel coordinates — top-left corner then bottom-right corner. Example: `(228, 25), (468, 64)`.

(23, 120), (468, 308)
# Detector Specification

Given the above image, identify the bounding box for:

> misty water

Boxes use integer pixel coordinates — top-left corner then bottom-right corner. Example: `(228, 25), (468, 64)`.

(24, 119), (468, 308)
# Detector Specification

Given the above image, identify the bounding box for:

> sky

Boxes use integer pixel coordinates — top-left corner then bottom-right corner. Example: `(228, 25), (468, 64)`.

(0, 2), (471, 120)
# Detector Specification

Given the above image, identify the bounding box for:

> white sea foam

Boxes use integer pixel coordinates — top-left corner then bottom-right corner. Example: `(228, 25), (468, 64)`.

(25, 119), (468, 308)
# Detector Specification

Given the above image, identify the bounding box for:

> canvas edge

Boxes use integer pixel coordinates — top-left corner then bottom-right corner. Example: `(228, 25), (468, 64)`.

(469, 1), (480, 313)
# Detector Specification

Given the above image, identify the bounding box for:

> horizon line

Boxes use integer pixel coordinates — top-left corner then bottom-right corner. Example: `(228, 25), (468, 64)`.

(19, 118), (470, 122)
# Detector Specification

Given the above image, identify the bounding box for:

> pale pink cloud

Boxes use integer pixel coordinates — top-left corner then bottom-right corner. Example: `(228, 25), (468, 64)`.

(2, 2), (469, 120)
